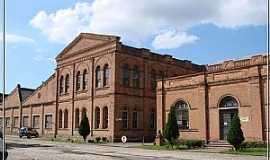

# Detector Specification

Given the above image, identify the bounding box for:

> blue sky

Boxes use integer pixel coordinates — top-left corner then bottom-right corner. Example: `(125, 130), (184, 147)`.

(0, 0), (267, 93)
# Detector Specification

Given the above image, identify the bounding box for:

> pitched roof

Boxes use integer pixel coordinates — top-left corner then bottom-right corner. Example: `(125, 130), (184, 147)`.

(55, 33), (120, 60)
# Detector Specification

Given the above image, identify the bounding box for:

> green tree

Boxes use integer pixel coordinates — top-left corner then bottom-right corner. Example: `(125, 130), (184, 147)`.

(227, 113), (245, 151)
(164, 107), (179, 148)
(79, 114), (91, 142)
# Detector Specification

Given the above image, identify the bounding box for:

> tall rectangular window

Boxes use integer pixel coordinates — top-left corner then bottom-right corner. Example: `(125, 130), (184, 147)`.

(0, 118), (2, 127)
(33, 115), (40, 129)
(149, 111), (155, 129)
(122, 64), (129, 87)
(132, 112), (138, 129)
(5, 117), (10, 127)
(23, 116), (29, 127)
(45, 115), (52, 129)
(13, 117), (19, 128)
(122, 111), (128, 129)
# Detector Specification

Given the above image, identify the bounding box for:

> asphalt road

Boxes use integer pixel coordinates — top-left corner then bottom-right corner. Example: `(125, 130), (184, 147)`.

(5, 136), (264, 160)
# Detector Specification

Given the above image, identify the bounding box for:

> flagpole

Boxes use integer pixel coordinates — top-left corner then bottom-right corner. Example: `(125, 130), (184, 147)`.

(267, 0), (270, 159)
(2, 0), (6, 159)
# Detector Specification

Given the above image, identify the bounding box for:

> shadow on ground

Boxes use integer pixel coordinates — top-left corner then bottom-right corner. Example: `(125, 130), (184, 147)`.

(7, 142), (53, 149)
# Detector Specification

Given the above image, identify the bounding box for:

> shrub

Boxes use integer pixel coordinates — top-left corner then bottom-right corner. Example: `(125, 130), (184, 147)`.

(78, 114), (91, 142)
(88, 139), (95, 143)
(184, 140), (204, 149)
(241, 141), (266, 148)
(227, 113), (245, 151)
(102, 137), (108, 143)
(95, 137), (101, 143)
(164, 107), (179, 148)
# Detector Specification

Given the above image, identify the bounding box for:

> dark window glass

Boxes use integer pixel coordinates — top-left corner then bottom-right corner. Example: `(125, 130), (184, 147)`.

(122, 111), (128, 129)
(75, 109), (80, 128)
(82, 69), (88, 90)
(175, 101), (189, 129)
(60, 76), (64, 94)
(96, 66), (101, 88)
(59, 110), (62, 128)
(32, 115), (40, 129)
(132, 66), (140, 88)
(95, 107), (100, 129)
(151, 69), (156, 91)
(122, 64), (129, 87)
(103, 107), (108, 129)
(45, 115), (52, 129)
(103, 64), (109, 86)
(76, 71), (81, 91)
(132, 111), (138, 129)
(220, 96), (238, 108)
(64, 109), (68, 128)
(149, 111), (155, 129)
(65, 74), (69, 93)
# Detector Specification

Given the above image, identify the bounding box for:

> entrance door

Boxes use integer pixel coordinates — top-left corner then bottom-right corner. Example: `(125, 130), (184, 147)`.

(219, 110), (237, 140)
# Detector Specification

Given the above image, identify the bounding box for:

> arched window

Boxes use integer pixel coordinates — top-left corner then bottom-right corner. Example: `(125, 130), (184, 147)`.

(132, 65), (140, 88)
(219, 96), (238, 109)
(58, 110), (63, 128)
(82, 108), (87, 118)
(103, 107), (108, 129)
(59, 76), (64, 94)
(64, 109), (68, 128)
(75, 108), (80, 128)
(95, 66), (101, 88)
(65, 74), (69, 93)
(95, 107), (100, 129)
(82, 69), (88, 90)
(151, 69), (156, 91)
(76, 71), (81, 91)
(174, 100), (189, 129)
(103, 64), (109, 86)
(122, 64), (129, 87)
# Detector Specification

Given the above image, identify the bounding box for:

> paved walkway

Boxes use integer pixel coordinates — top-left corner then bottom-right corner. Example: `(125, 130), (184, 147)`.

(6, 136), (265, 160)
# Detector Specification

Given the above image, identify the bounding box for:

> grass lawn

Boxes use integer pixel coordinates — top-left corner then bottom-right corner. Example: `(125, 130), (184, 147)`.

(222, 148), (266, 156)
(137, 144), (188, 150)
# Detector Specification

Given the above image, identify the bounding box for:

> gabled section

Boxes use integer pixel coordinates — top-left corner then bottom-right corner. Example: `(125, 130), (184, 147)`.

(23, 74), (56, 106)
(3, 84), (33, 108)
(0, 93), (8, 104)
(56, 33), (120, 60)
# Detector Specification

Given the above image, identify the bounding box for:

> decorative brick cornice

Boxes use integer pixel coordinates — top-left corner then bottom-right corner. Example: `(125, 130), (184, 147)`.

(206, 54), (267, 73)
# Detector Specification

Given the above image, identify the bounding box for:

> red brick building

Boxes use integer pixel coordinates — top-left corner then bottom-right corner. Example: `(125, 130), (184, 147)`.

(0, 33), (203, 141)
(157, 55), (268, 142)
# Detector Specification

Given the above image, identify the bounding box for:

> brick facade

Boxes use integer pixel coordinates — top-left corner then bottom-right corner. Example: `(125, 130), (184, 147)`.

(0, 33), (266, 142)
(0, 33), (203, 142)
(157, 55), (268, 142)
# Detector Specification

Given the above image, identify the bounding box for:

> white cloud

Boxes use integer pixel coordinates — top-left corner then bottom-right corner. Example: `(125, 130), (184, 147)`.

(30, 0), (266, 49)
(33, 54), (56, 64)
(30, 2), (92, 43)
(0, 33), (35, 43)
(152, 30), (199, 49)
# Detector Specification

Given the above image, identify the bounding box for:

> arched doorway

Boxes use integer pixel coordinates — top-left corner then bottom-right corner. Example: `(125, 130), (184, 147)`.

(219, 96), (239, 140)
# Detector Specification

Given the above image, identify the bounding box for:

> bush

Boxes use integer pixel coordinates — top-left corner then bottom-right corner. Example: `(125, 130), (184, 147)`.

(184, 140), (204, 149)
(95, 137), (101, 143)
(164, 107), (179, 147)
(102, 137), (108, 143)
(241, 141), (266, 148)
(227, 113), (245, 151)
(88, 139), (95, 143)
(79, 114), (91, 142)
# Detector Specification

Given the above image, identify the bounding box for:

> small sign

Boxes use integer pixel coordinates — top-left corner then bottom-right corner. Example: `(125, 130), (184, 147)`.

(240, 116), (249, 122)
(121, 136), (127, 144)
